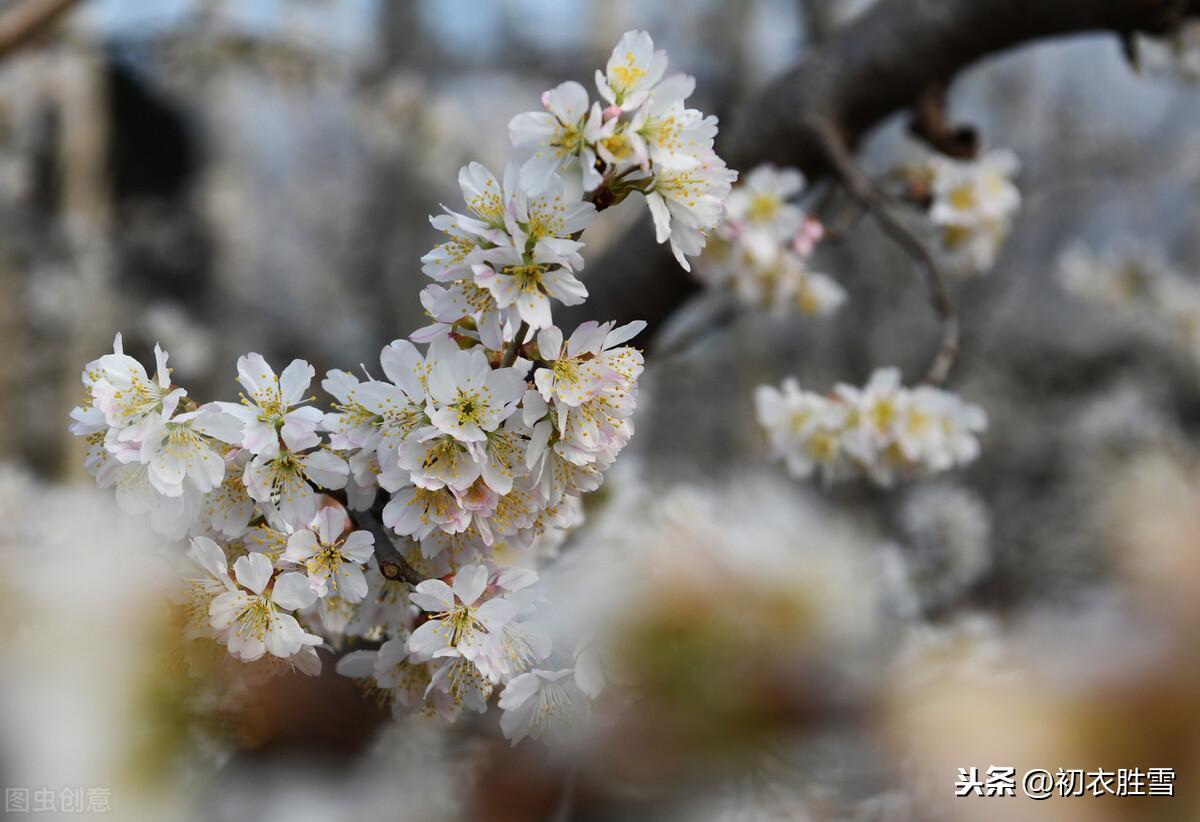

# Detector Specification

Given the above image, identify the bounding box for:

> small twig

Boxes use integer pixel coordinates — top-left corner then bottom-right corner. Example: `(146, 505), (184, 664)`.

(501, 320), (530, 368)
(306, 482), (424, 585)
(909, 82), (979, 160)
(820, 194), (866, 243)
(0, 0), (78, 59)
(360, 496), (424, 586)
(811, 117), (959, 385)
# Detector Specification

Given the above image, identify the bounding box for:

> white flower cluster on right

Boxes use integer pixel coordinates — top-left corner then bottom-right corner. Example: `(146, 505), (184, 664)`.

(695, 164), (846, 317)
(1142, 20), (1200, 83)
(754, 368), (987, 486)
(918, 149), (1021, 275)
(1058, 239), (1200, 359)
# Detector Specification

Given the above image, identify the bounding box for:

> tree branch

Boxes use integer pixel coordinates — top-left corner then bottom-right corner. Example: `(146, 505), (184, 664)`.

(357, 497), (424, 586)
(910, 82), (978, 159)
(570, 0), (1200, 343)
(0, 0), (78, 60)
(811, 117), (959, 384)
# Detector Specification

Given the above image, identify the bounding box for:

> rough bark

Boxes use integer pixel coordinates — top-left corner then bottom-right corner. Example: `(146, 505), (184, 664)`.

(565, 0), (1200, 340)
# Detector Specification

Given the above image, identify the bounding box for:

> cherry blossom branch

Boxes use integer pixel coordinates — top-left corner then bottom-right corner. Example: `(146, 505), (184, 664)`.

(501, 320), (530, 368)
(358, 498), (424, 586)
(317, 484), (424, 585)
(910, 82), (978, 160)
(569, 0), (1200, 341)
(811, 117), (960, 385)
(0, 0), (77, 59)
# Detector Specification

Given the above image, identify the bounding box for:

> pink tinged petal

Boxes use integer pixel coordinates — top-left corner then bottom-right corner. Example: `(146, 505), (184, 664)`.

(209, 590), (247, 630)
(536, 326), (563, 360)
(526, 419), (552, 469)
(604, 320), (646, 349)
(335, 650), (378, 678)
(475, 597), (515, 631)
(314, 506), (344, 545)
(264, 612), (305, 657)
(237, 352), (277, 398)
(153, 343), (171, 389)
(284, 403), (324, 429)
(522, 389), (548, 423)
(321, 368), (359, 403)
(188, 536), (231, 582)
(339, 564), (369, 603)
(228, 629), (266, 661)
(195, 443), (226, 492)
(574, 647), (605, 698)
(497, 567), (538, 592)
(425, 359), (460, 405)
(487, 367), (528, 409)
(526, 625), (554, 662)
(284, 529), (319, 563)
(517, 152), (563, 196)
(516, 288), (553, 329)
(498, 671), (540, 710)
(278, 359), (315, 406)
(452, 564), (489, 605)
(533, 368), (555, 402)
(241, 420), (281, 457)
(645, 191), (672, 243)
(341, 530), (375, 563)
(278, 475), (317, 528)
(411, 579), (455, 612)
(192, 408), (245, 444)
(545, 79), (589, 122)
(234, 552), (274, 595)
(302, 450), (349, 489)
(565, 321), (604, 357)
(380, 339), (426, 402)
(507, 110), (557, 149)
(242, 454), (274, 501)
(407, 619), (449, 658)
(478, 310), (505, 351)
(272, 571), (319, 610)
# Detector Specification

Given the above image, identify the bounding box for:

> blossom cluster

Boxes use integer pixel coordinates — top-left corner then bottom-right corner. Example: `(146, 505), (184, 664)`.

(68, 30), (730, 743)
(905, 149), (1021, 275)
(1142, 20), (1200, 83)
(505, 29), (736, 271)
(1058, 240), (1200, 361)
(754, 368), (987, 486)
(696, 164), (846, 317)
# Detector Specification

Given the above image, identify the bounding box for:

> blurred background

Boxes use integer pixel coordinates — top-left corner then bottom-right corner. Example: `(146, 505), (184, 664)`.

(2, 0), (1200, 819)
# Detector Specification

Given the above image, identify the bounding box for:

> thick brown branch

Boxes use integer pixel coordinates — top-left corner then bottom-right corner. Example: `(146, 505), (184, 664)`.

(910, 82), (978, 159)
(573, 0), (1200, 342)
(0, 0), (78, 59)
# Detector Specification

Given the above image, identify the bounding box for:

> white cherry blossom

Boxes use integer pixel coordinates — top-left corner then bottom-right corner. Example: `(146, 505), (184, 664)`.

(645, 152), (737, 271)
(243, 446), (349, 528)
(86, 333), (185, 435)
(407, 564), (516, 680)
(217, 354), (324, 457)
(595, 29), (668, 112)
(509, 80), (606, 193)
(498, 667), (590, 746)
(285, 506), (376, 602)
(209, 552), (321, 662)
